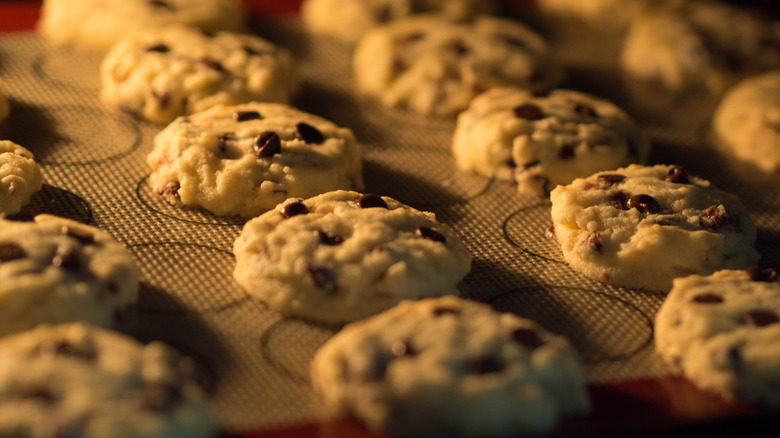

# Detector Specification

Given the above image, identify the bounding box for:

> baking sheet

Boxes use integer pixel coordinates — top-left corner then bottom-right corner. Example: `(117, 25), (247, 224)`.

(0, 13), (779, 434)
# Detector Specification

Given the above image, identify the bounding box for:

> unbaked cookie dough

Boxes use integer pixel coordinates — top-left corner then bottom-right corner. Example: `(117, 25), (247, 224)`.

(0, 214), (139, 336)
(353, 15), (562, 117)
(0, 141), (43, 215)
(0, 322), (217, 437)
(453, 87), (648, 195)
(311, 296), (591, 437)
(655, 267), (780, 406)
(147, 103), (364, 217)
(38, 0), (247, 52)
(550, 164), (759, 292)
(620, 0), (779, 93)
(101, 25), (296, 125)
(712, 71), (780, 173)
(232, 191), (472, 323)
(301, 0), (496, 44)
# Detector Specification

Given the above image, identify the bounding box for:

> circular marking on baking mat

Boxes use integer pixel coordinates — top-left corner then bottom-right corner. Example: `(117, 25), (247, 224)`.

(488, 286), (654, 364)
(19, 184), (93, 224)
(502, 202), (564, 264)
(135, 174), (246, 226)
(32, 48), (101, 92)
(362, 150), (493, 207)
(4, 104), (141, 165)
(129, 242), (249, 315)
(259, 317), (335, 385)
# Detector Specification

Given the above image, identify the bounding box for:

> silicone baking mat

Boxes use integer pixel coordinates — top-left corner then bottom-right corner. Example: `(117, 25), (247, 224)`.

(0, 8), (779, 436)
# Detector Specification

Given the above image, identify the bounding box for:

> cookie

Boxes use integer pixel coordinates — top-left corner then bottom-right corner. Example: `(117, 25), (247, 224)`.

(301, 0), (496, 44)
(100, 25), (296, 125)
(0, 141), (43, 215)
(232, 191), (472, 323)
(353, 15), (562, 117)
(0, 322), (217, 437)
(620, 1), (779, 93)
(655, 267), (780, 406)
(549, 164), (760, 292)
(310, 296), (591, 437)
(0, 78), (9, 124)
(536, 0), (650, 30)
(712, 71), (780, 173)
(453, 87), (649, 196)
(38, 0), (247, 52)
(147, 103), (364, 217)
(0, 214), (139, 336)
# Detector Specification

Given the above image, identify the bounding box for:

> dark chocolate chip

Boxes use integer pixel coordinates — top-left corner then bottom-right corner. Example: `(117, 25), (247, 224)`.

(144, 43), (170, 53)
(432, 307), (460, 317)
(60, 226), (94, 245)
(627, 194), (660, 214)
(153, 90), (170, 109)
(20, 388), (57, 404)
(148, 0), (175, 10)
(373, 4), (391, 22)
(608, 191), (629, 210)
(200, 58), (224, 71)
(470, 356), (504, 374)
(583, 231), (603, 253)
(253, 131), (281, 158)
(36, 340), (96, 361)
(217, 133), (235, 153)
(597, 174), (626, 186)
(530, 86), (551, 98)
(746, 266), (778, 282)
(295, 122), (324, 144)
(665, 166), (689, 184)
(243, 46), (264, 56)
(545, 225), (556, 239)
(415, 226), (446, 244)
(522, 160), (540, 169)
(156, 182), (181, 206)
(315, 230), (343, 246)
(141, 383), (183, 412)
(744, 310), (779, 327)
(511, 328), (543, 349)
(513, 104), (544, 120)
(699, 205), (733, 230)
(357, 193), (388, 209)
(233, 111), (262, 122)
(305, 264), (338, 294)
(280, 201), (308, 218)
(0, 242), (25, 262)
(450, 39), (469, 56)
(558, 144), (575, 160)
(193, 28), (216, 38)
(692, 293), (723, 304)
(570, 102), (597, 117)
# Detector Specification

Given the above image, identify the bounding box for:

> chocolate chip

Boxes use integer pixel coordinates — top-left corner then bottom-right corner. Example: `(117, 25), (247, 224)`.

(156, 182), (181, 206)
(60, 226), (94, 245)
(665, 166), (689, 184)
(522, 160), (540, 169)
(627, 194), (660, 214)
(52, 247), (81, 270)
(530, 86), (551, 98)
(450, 40), (469, 56)
(148, 0), (174, 10)
(513, 104), (544, 120)
(373, 4), (391, 22)
(511, 328), (543, 349)
(391, 341), (417, 358)
(746, 266), (778, 282)
(432, 307), (460, 317)
(0, 242), (25, 263)
(20, 388), (57, 404)
(744, 310), (779, 327)
(692, 293), (723, 304)
(253, 131), (281, 158)
(153, 90), (170, 109)
(608, 191), (629, 210)
(217, 133), (235, 153)
(699, 205), (733, 230)
(295, 122), (324, 144)
(145, 43), (170, 53)
(470, 356), (504, 374)
(403, 32), (425, 44)
(558, 144), (575, 160)
(545, 225), (556, 239)
(36, 340), (96, 361)
(306, 264), (338, 294)
(200, 58), (224, 71)
(570, 102), (597, 117)
(280, 201), (308, 218)
(415, 227), (446, 244)
(357, 193), (388, 209)
(315, 230), (343, 246)
(141, 383), (183, 412)
(243, 46), (264, 56)
(583, 231), (603, 253)
(597, 174), (626, 186)
(233, 111), (262, 122)
(193, 28), (216, 38)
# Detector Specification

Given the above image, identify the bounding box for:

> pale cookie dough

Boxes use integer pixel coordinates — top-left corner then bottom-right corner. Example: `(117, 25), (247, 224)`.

(620, 0), (779, 93)
(0, 78), (9, 124)
(0, 141), (43, 215)
(353, 15), (562, 117)
(311, 296), (591, 437)
(550, 164), (759, 292)
(233, 191), (472, 323)
(301, 0), (496, 44)
(453, 87), (648, 196)
(712, 71), (780, 173)
(0, 214), (139, 336)
(536, 0), (650, 30)
(101, 25), (296, 125)
(38, 0), (247, 52)
(148, 103), (364, 217)
(0, 322), (217, 437)
(655, 267), (780, 406)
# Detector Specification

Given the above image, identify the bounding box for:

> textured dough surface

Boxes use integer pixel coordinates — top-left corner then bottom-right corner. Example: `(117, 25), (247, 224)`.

(0, 141), (43, 215)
